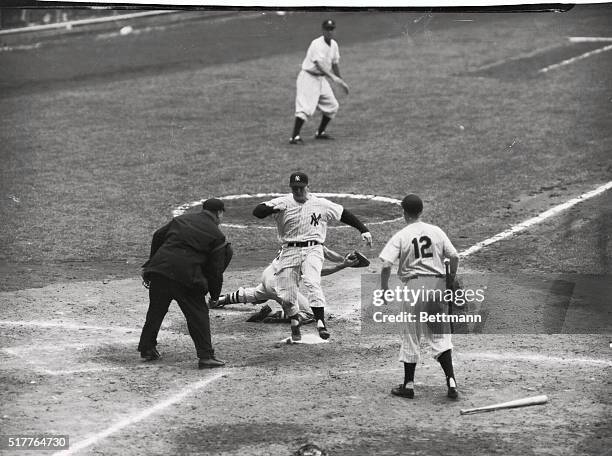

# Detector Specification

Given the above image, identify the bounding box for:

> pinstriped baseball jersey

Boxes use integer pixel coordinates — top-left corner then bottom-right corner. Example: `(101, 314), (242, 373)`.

(379, 221), (457, 280)
(264, 194), (343, 244)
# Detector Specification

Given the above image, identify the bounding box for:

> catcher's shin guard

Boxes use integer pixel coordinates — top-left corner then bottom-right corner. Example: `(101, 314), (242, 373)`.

(218, 287), (246, 306)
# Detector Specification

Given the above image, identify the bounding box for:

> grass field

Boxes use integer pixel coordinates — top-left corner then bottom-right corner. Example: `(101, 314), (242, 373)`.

(0, 6), (611, 456)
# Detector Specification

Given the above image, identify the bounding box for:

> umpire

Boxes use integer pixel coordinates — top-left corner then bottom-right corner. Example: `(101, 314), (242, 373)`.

(137, 198), (232, 369)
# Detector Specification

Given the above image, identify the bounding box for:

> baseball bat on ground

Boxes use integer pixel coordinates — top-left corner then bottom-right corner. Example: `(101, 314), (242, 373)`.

(460, 395), (548, 415)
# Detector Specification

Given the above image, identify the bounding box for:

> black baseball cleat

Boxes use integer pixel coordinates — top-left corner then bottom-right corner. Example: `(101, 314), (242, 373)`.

(317, 325), (330, 340)
(291, 323), (302, 342)
(140, 348), (161, 361)
(391, 385), (415, 399)
(198, 357), (226, 369)
(446, 377), (459, 399)
(314, 131), (334, 140)
(246, 304), (272, 322)
(447, 387), (459, 399)
(263, 311), (288, 323)
(289, 136), (304, 145)
(299, 312), (316, 325)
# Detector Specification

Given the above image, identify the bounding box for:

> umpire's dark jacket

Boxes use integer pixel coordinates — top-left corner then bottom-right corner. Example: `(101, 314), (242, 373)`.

(142, 211), (227, 298)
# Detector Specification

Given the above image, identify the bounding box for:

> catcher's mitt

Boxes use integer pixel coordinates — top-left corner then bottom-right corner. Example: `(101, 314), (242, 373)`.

(350, 250), (370, 268)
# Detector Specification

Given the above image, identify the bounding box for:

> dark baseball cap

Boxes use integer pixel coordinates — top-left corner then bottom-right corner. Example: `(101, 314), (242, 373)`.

(289, 172), (309, 187)
(322, 19), (336, 30)
(401, 194), (423, 215)
(201, 198), (225, 212)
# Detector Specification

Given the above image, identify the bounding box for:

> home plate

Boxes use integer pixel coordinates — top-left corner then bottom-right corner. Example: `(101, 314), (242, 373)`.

(275, 333), (329, 347)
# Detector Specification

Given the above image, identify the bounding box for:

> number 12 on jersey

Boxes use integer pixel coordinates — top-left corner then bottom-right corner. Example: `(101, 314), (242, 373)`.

(411, 236), (433, 259)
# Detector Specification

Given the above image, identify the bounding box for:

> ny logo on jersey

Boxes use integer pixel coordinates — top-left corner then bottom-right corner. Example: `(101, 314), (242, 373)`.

(310, 213), (322, 226)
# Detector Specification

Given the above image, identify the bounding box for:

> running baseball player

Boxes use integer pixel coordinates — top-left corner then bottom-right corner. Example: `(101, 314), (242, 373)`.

(214, 246), (359, 323)
(253, 172), (372, 342)
(289, 19), (350, 145)
(379, 194), (460, 399)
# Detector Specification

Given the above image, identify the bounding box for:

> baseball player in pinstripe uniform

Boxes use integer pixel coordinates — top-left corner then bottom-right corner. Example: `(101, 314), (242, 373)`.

(253, 172), (372, 341)
(379, 194), (460, 399)
(215, 246), (359, 321)
(289, 19), (350, 145)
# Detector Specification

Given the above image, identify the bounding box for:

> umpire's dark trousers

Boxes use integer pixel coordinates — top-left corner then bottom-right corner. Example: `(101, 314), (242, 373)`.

(138, 273), (214, 359)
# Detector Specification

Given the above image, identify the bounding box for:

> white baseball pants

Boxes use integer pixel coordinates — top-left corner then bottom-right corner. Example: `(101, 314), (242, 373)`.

(275, 245), (326, 314)
(295, 70), (339, 121)
(398, 276), (453, 364)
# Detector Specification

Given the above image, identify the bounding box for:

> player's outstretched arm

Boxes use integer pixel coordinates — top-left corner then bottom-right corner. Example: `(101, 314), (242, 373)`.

(253, 203), (280, 219)
(321, 256), (358, 276)
(314, 60), (349, 94)
(322, 245), (345, 263)
(340, 209), (372, 246)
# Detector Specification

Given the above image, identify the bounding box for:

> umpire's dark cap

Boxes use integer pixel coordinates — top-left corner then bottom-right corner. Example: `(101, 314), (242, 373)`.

(401, 194), (423, 215)
(322, 19), (336, 30)
(289, 172), (309, 187)
(201, 198), (225, 212)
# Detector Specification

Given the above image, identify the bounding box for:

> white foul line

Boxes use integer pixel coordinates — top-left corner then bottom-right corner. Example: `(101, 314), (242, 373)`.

(473, 43), (562, 72)
(459, 181), (612, 257)
(0, 10), (174, 36)
(539, 43), (612, 73)
(52, 372), (225, 456)
(569, 37), (612, 43)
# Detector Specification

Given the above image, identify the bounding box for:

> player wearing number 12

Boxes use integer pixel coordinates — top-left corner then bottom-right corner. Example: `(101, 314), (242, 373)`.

(379, 194), (460, 400)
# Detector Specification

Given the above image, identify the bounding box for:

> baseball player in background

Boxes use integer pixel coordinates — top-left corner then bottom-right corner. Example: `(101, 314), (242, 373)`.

(253, 172), (372, 342)
(289, 19), (350, 145)
(214, 246), (359, 322)
(379, 194), (460, 399)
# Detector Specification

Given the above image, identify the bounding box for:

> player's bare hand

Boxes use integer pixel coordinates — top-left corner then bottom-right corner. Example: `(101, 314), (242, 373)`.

(339, 81), (349, 95)
(272, 202), (287, 212)
(361, 232), (373, 247)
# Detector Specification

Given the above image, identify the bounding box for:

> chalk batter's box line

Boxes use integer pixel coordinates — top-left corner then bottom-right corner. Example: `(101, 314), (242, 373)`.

(50, 371), (226, 456)
(2, 347), (124, 376)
